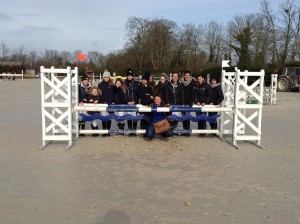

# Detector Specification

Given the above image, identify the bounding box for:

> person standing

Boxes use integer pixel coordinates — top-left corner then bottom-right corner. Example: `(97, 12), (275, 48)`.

(78, 74), (90, 135)
(148, 73), (156, 90)
(165, 72), (184, 129)
(180, 70), (196, 135)
(153, 73), (168, 103)
(113, 78), (127, 134)
(137, 72), (154, 130)
(209, 78), (224, 133)
(193, 74), (212, 137)
(124, 68), (139, 135)
(98, 70), (114, 136)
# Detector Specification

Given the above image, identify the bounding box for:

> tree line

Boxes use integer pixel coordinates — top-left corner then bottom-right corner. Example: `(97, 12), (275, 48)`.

(1, 0), (300, 77)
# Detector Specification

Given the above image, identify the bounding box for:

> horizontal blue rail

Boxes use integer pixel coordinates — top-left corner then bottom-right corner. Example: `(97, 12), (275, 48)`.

(79, 113), (220, 123)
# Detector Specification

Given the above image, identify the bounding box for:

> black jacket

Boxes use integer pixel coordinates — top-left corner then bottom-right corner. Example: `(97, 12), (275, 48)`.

(165, 81), (184, 105)
(87, 94), (101, 115)
(124, 79), (139, 104)
(113, 86), (127, 105)
(137, 84), (153, 106)
(193, 82), (212, 105)
(153, 81), (168, 103)
(181, 78), (196, 106)
(211, 84), (224, 105)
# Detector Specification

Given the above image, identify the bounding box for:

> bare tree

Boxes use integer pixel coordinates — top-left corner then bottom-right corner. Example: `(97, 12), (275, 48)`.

(252, 15), (270, 68)
(125, 16), (149, 69)
(27, 51), (37, 68)
(145, 18), (177, 70)
(60, 51), (72, 66)
(290, 2), (300, 61)
(204, 21), (224, 65)
(278, 0), (298, 63)
(228, 14), (256, 69)
(172, 23), (205, 71)
(0, 41), (9, 61)
(260, 0), (279, 64)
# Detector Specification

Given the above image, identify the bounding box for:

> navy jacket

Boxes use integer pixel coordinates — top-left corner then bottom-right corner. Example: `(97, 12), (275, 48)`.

(78, 83), (90, 103)
(211, 84), (224, 105)
(98, 81), (114, 104)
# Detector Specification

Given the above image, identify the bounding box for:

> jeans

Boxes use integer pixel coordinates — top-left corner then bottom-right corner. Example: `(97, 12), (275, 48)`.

(196, 112), (207, 130)
(182, 111), (190, 130)
(209, 112), (218, 129)
(144, 123), (173, 139)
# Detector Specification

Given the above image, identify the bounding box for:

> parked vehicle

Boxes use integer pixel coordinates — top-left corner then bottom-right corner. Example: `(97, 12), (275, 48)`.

(277, 67), (300, 92)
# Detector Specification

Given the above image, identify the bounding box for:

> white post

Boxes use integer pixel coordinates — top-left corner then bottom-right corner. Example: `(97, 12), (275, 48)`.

(270, 74), (277, 105)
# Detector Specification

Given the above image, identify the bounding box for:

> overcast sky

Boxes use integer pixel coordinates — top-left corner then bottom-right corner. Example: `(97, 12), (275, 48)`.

(1, 0), (283, 55)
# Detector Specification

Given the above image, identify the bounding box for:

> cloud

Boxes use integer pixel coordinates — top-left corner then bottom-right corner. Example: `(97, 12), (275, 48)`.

(16, 13), (41, 18)
(8, 24), (60, 35)
(0, 12), (13, 21)
(92, 41), (99, 46)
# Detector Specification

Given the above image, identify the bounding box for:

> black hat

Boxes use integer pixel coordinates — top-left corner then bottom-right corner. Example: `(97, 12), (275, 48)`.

(142, 72), (150, 81)
(81, 74), (89, 81)
(126, 68), (134, 76)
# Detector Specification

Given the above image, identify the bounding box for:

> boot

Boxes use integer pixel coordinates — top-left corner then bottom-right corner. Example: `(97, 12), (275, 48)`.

(133, 121), (137, 130)
(130, 121), (137, 136)
(102, 121), (109, 137)
(79, 122), (85, 136)
(118, 123), (125, 135)
(210, 122), (217, 130)
(91, 125), (99, 137)
(127, 120), (132, 130)
(107, 120), (112, 130)
(182, 120), (190, 136)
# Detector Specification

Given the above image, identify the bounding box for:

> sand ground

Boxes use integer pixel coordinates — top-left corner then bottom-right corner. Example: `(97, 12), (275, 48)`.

(0, 79), (300, 224)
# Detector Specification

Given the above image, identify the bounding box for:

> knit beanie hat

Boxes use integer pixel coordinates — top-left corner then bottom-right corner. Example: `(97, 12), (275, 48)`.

(81, 74), (89, 81)
(103, 70), (111, 78)
(126, 68), (134, 76)
(142, 72), (150, 82)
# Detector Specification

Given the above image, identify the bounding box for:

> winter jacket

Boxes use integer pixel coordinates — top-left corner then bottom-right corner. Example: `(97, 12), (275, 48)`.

(211, 83), (224, 105)
(98, 81), (114, 104)
(124, 79), (139, 104)
(78, 83), (90, 103)
(153, 81), (168, 103)
(87, 94), (101, 115)
(165, 81), (184, 105)
(137, 84), (153, 106)
(113, 86), (127, 105)
(193, 82), (212, 105)
(180, 77), (196, 106)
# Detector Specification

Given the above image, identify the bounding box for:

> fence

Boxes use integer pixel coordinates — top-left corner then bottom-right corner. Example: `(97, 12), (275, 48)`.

(40, 66), (266, 150)
(0, 71), (24, 81)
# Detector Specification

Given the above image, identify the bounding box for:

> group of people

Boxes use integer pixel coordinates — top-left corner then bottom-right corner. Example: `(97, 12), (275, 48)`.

(78, 69), (224, 141)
